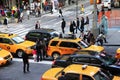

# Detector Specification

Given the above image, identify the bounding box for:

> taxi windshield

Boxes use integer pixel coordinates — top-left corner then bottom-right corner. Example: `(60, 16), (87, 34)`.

(78, 41), (88, 48)
(12, 36), (24, 44)
(94, 70), (113, 80)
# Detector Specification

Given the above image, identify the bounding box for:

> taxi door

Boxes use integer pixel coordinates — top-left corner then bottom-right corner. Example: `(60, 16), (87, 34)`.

(58, 41), (81, 55)
(0, 38), (16, 53)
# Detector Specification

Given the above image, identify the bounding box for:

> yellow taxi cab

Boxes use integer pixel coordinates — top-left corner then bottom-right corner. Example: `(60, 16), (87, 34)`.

(41, 64), (120, 80)
(0, 48), (13, 66)
(0, 33), (36, 58)
(115, 48), (120, 59)
(47, 35), (104, 59)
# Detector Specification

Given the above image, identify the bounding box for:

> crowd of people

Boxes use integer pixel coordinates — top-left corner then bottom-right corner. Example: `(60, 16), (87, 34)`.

(60, 15), (98, 45)
(60, 4), (109, 46)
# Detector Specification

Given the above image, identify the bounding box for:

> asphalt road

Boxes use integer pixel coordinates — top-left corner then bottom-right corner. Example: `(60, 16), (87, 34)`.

(0, 45), (120, 80)
(0, 60), (51, 80)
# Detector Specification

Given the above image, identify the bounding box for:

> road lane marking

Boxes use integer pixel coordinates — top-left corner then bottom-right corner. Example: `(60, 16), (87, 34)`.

(13, 58), (52, 65)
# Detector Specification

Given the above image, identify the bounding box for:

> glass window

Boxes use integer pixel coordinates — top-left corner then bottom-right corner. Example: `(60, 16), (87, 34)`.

(59, 42), (69, 47)
(12, 36), (24, 44)
(50, 41), (58, 46)
(28, 32), (41, 38)
(42, 33), (50, 38)
(78, 40), (88, 48)
(2, 38), (12, 44)
(100, 69), (113, 79)
(75, 51), (97, 55)
(99, 54), (115, 65)
(64, 73), (79, 80)
(72, 57), (90, 63)
(82, 75), (93, 80)
(90, 58), (102, 64)
(50, 32), (59, 37)
(59, 42), (80, 48)
(94, 71), (111, 80)
(0, 38), (3, 43)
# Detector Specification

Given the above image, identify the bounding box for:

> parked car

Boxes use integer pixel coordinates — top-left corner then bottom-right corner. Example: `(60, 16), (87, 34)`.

(0, 48), (13, 66)
(52, 50), (120, 75)
(25, 28), (60, 45)
(0, 33), (36, 58)
(41, 64), (120, 80)
(47, 35), (104, 59)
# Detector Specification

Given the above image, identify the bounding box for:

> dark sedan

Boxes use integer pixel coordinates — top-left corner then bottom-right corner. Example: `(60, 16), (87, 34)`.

(52, 50), (120, 76)
(25, 28), (60, 44)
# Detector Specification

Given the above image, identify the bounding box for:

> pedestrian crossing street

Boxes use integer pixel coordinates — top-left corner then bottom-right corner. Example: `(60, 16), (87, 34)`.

(0, 9), (92, 38)
(43, 10), (92, 18)
(43, 11), (74, 17)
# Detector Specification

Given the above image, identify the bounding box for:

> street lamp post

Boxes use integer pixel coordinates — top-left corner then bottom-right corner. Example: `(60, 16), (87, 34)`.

(91, 0), (98, 38)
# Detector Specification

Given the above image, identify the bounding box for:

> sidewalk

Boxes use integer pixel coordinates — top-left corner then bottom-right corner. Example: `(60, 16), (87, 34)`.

(104, 28), (120, 46)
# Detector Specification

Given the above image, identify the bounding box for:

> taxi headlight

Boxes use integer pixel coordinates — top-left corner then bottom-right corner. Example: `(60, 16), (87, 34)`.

(0, 57), (4, 60)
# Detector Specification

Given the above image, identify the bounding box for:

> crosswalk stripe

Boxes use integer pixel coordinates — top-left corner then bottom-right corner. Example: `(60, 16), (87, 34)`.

(13, 58), (52, 65)
(1, 25), (34, 37)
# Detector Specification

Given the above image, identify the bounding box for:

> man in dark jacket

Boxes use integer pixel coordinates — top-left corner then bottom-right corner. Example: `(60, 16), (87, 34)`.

(22, 51), (29, 73)
(4, 17), (8, 29)
(76, 17), (80, 33)
(59, 7), (63, 17)
(80, 17), (85, 38)
(61, 18), (66, 34)
(36, 38), (44, 62)
(70, 21), (74, 34)
(80, 17), (84, 32)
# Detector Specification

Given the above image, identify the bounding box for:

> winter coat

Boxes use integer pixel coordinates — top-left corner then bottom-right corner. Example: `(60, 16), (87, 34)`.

(77, 19), (79, 27)
(61, 20), (66, 28)
(4, 18), (8, 25)
(70, 23), (74, 32)
(59, 9), (62, 14)
(101, 15), (108, 35)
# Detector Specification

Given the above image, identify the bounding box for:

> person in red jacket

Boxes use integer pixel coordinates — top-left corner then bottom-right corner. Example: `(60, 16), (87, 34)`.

(32, 48), (37, 61)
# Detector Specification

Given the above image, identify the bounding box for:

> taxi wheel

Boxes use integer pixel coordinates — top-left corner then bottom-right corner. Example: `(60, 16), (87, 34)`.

(17, 50), (24, 58)
(52, 52), (60, 60)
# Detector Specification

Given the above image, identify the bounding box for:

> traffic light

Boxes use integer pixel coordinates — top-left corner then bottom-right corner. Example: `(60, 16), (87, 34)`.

(90, 0), (101, 4)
